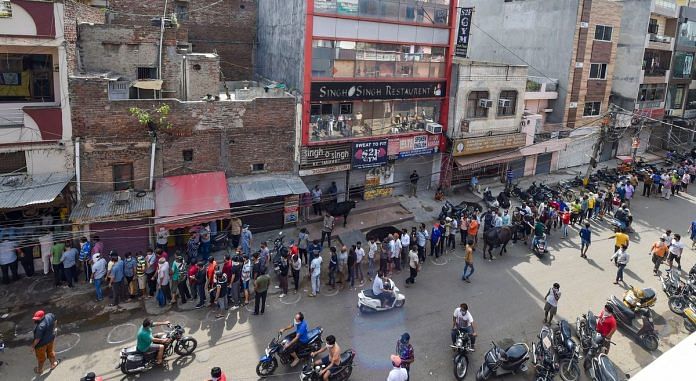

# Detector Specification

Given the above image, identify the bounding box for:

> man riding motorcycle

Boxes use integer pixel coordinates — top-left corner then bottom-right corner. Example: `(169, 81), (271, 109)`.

(310, 335), (341, 381)
(372, 271), (395, 307)
(136, 318), (171, 366)
(279, 312), (310, 367)
(595, 303), (617, 354)
(613, 205), (632, 231)
(451, 302), (477, 351)
(531, 218), (547, 252)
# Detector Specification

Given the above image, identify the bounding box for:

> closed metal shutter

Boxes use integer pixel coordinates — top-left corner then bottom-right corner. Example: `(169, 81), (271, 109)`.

(508, 159), (526, 179)
(535, 153), (553, 175)
(91, 220), (151, 255)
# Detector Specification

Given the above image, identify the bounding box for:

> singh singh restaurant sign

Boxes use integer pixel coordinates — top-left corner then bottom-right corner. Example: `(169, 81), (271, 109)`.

(311, 81), (445, 101)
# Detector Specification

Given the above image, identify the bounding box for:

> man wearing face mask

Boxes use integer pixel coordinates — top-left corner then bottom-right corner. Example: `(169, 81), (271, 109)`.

(310, 335), (341, 381)
(278, 312), (310, 367)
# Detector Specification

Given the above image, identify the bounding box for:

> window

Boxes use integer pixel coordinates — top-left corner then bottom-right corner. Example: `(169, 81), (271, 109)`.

(466, 91), (490, 118)
(678, 20), (696, 48)
(583, 102), (601, 116)
(594, 25), (613, 41)
(0, 151), (27, 175)
(638, 84), (666, 103)
(668, 85), (686, 109)
(589, 63), (607, 80)
(182, 149), (193, 163)
(137, 67), (158, 80)
(314, 0), (450, 26)
(0, 54), (54, 102)
(672, 52), (694, 79)
(339, 103), (353, 114)
(648, 19), (659, 34)
(643, 49), (671, 76)
(497, 90), (517, 116)
(112, 163), (134, 191)
(252, 163), (265, 172)
(175, 5), (188, 21)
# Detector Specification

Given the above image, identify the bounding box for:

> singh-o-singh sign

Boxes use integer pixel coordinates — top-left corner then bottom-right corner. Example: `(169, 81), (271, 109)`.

(311, 81), (446, 101)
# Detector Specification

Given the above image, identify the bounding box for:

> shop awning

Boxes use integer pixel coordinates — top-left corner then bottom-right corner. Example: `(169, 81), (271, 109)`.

(0, 172), (73, 210)
(132, 79), (163, 90)
(454, 149), (523, 171)
(228, 174), (309, 203)
(70, 190), (155, 224)
(155, 172), (230, 229)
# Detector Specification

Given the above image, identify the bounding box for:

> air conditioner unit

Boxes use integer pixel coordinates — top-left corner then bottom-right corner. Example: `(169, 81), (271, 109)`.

(426, 122), (443, 134)
(176, 43), (192, 54)
(580, 22), (589, 28)
(498, 99), (511, 108)
(575, 62), (584, 68)
(479, 99), (493, 108)
(114, 190), (131, 203)
(665, 109), (674, 116)
(569, 102), (578, 108)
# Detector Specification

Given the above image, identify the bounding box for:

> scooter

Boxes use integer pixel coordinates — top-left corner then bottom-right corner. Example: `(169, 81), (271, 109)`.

(452, 328), (473, 381)
(532, 326), (558, 381)
(357, 278), (405, 313)
(256, 327), (324, 377)
(475, 341), (530, 381)
(552, 320), (580, 381)
(532, 234), (548, 257)
(300, 350), (356, 381)
(118, 324), (197, 375)
(586, 353), (627, 381)
(607, 296), (659, 351)
(622, 285), (656, 311)
(683, 304), (696, 332)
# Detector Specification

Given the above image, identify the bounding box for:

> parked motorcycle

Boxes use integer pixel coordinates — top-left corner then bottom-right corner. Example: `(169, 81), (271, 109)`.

(118, 324), (197, 375)
(552, 320), (580, 381)
(451, 328), (473, 381)
(576, 311), (598, 357)
(586, 353), (626, 381)
(475, 341), (529, 381)
(256, 327), (324, 377)
(532, 326), (558, 381)
(622, 285), (656, 311)
(300, 350), (355, 381)
(607, 296), (659, 351)
(439, 200), (466, 221)
(683, 304), (696, 332)
(668, 280), (696, 315)
(357, 278), (405, 313)
(661, 269), (683, 297)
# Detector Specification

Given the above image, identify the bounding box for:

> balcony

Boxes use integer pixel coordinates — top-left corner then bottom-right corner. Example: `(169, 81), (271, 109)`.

(653, 0), (678, 18)
(647, 33), (674, 50)
(525, 76), (559, 101)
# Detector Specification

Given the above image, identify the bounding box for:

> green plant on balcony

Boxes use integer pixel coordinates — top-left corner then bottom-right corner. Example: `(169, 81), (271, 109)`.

(526, 80), (541, 92)
(129, 104), (172, 136)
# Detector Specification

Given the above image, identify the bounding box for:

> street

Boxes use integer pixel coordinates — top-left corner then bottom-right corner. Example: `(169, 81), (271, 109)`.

(1, 189), (695, 381)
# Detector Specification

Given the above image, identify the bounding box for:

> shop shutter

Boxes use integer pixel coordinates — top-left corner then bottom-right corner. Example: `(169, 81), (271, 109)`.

(91, 220), (151, 255)
(535, 153), (553, 175)
(508, 158), (526, 179)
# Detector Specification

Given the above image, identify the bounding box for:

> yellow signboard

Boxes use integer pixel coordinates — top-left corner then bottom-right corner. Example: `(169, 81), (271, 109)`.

(453, 133), (526, 156)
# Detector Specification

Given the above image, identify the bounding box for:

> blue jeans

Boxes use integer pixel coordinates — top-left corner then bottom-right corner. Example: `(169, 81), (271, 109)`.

(616, 264), (626, 282)
(199, 241), (211, 261)
(462, 262), (474, 280)
(94, 277), (103, 300)
(196, 284), (206, 305)
(328, 269), (336, 287)
(311, 273), (320, 295)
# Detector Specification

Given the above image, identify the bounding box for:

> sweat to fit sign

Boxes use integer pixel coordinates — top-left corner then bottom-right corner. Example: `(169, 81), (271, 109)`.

(310, 81), (446, 101)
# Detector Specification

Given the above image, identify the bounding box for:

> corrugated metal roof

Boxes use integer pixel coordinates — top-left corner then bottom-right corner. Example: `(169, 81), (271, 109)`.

(0, 172), (73, 210)
(228, 174), (310, 203)
(70, 190), (154, 223)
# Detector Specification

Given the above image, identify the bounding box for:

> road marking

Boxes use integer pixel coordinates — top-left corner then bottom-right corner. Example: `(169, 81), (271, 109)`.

(430, 256), (448, 266)
(279, 293), (302, 305)
(107, 323), (137, 344)
(54, 333), (80, 354)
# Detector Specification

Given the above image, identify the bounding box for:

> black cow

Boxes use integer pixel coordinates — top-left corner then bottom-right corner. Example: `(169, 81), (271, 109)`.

(482, 226), (518, 260)
(323, 200), (357, 227)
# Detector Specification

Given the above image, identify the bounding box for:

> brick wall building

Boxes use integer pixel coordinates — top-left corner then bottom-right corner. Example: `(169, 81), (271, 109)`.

(107, 0), (256, 81)
(70, 77), (296, 194)
(64, 0), (106, 74)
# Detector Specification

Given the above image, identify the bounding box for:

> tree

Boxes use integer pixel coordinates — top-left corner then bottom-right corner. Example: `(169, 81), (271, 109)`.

(129, 104), (172, 136)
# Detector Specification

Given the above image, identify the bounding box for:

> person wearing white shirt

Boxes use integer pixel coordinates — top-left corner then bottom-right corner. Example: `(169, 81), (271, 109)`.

(367, 238), (378, 281)
(610, 245), (629, 284)
(494, 212), (503, 227)
(355, 242), (365, 285)
(451, 303), (476, 349)
(668, 234), (685, 270)
(310, 255), (322, 297)
(387, 355), (408, 381)
(400, 230), (410, 268)
(156, 228), (169, 252)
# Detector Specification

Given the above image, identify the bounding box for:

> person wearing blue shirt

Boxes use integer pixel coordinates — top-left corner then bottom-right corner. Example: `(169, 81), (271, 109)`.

(430, 223), (442, 258)
(279, 312), (310, 367)
(109, 255), (125, 307)
(79, 237), (92, 282)
(579, 223), (591, 258)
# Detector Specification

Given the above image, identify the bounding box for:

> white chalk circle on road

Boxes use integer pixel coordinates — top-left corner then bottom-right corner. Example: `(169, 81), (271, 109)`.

(430, 256), (448, 266)
(54, 333), (80, 354)
(279, 293), (302, 305)
(107, 323), (137, 344)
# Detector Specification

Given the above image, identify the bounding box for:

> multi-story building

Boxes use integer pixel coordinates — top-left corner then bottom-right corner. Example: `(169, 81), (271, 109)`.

(0, 1), (102, 251)
(257, 0), (457, 198)
(462, 0), (622, 129)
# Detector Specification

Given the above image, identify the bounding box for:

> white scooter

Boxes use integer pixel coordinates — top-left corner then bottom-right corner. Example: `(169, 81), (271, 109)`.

(357, 279), (405, 313)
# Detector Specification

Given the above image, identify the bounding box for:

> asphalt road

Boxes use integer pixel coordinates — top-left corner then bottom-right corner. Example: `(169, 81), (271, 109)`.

(1, 191), (695, 381)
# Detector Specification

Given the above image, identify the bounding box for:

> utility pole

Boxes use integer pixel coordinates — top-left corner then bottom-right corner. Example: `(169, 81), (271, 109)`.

(584, 110), (613, 185)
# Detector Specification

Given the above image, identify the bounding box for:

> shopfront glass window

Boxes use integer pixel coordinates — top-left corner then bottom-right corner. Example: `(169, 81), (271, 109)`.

(314, 0), (450, 26)
(0, 54), (54, 102)
(313, 39), (448, 79)
(673, 52), (694, 79)
(466, 91), (490, 119)
(309, 99), (441, 141)
(678, 20), (696, 48)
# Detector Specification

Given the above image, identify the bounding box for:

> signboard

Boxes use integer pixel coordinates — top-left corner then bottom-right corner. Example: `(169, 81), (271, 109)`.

(455, 8), (473, 57)
(299, 164), (351, 177)
(283, 195), (299, 224)
(352, 140), (388, 169)
(631, 137), (640, 149)
(311, 81), (445, 101)
(453, 133), (526, 156)
(0, 1), (11, 18)
(388, 134), (440, 159)
(299, 143), (352, 172)
(364, 164), (394, 200)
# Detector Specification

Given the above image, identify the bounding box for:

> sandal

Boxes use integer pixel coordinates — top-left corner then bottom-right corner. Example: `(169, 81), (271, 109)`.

(50, 359), (61, 370)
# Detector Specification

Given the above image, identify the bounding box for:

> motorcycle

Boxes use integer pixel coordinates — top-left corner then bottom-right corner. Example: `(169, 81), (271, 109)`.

(483, 188), (499, 209)
(683, 304), (696, 332)
(532, 234), (548, 257)
(576, 311), (598, 356)
(439, 200), (467, 221)
(622, 285), (656, 311)
(587, 353), (626, 381)
(532, 326), (558, 381)
(357, 278), (405, 313)
(300, 350), (356, 381)
(497, 192), (511, 210)
(661, 269), (683, 297)
(607, 296), (659, 351)
(667, 278), (696, 315)
(552, 320), (580, 381)
(118, 324), (197, 375)
(475, 341), (529, 381)
(451, 328), (473, 381)
(256, 327), (324, 377)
